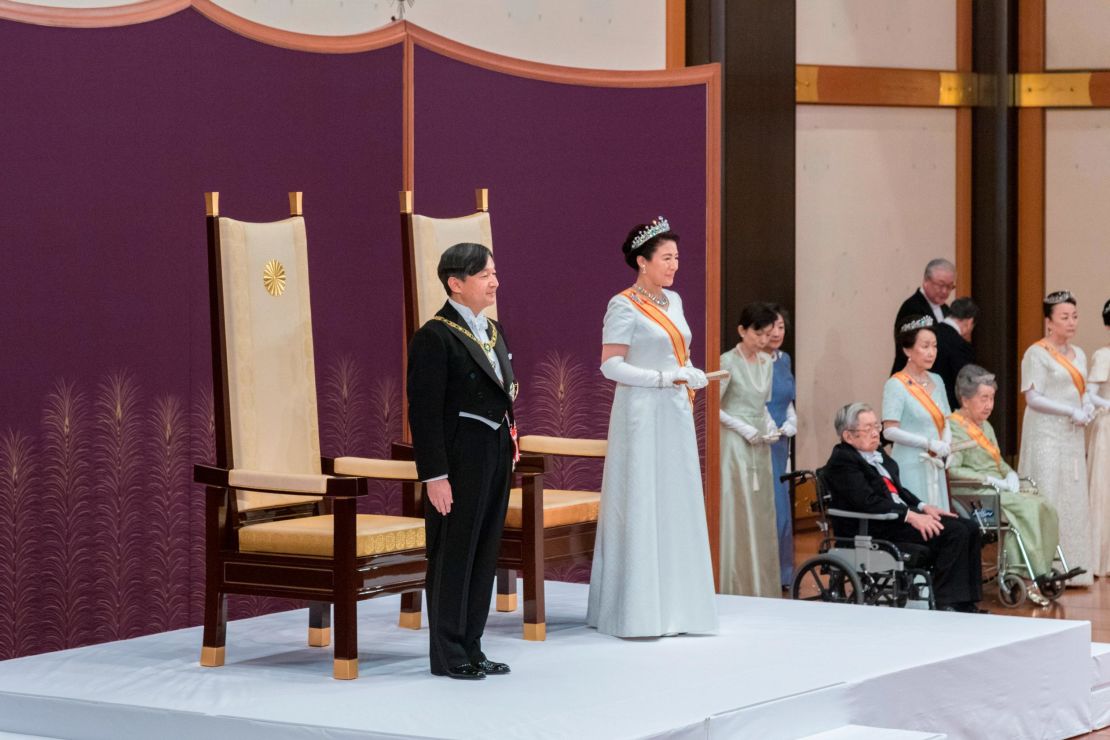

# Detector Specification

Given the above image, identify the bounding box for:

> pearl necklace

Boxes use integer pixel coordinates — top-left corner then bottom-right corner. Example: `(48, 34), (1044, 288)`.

(633, 283), (669, 308)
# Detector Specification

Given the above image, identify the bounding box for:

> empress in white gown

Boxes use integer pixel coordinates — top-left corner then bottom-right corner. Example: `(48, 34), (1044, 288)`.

(1018, 343), (1092, 586)
(587, 289), (718, 637)
(1086, 347), (1110, 574)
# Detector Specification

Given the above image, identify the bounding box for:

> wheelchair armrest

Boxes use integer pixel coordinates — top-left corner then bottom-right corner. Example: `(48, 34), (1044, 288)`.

(826, 508), (899, 521)
(780, 469), (815, 484)
(947, 477), (985, 490)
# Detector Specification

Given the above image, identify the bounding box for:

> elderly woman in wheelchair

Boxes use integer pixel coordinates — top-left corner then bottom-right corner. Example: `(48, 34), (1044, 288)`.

(947, 364), (1085, 607)
(790, 402), (982, 612)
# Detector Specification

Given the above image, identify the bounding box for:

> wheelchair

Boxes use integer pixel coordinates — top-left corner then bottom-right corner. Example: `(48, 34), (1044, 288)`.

(948, 476), (1085, 608)
(787, 469), (935, 609)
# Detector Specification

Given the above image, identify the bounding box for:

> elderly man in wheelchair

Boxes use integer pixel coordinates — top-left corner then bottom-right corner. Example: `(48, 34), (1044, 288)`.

(794, 402), (983, 612)
(947, 364), (1085, 607)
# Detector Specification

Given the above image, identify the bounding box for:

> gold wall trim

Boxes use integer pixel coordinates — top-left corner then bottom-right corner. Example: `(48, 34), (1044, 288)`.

(1015, 72), (1092, 107)
(795, 65), (975, 107)
(795, 65), (819, 103)
(939, 72), (977, 106)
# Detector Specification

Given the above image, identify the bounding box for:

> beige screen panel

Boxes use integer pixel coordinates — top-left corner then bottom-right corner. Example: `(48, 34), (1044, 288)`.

(1047, 0), (1110, 71)
(797, 0), (955, 70)
(219, 216), (322, 511)
(1045, 110), (1110, 357)
(410, 212), (497, 326)
(795, 106), (955, 468)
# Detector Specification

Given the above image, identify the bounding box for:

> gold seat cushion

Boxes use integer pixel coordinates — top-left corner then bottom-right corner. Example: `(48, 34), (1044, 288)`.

(239, 514), (425, 557)
(505, 489), (601, 529)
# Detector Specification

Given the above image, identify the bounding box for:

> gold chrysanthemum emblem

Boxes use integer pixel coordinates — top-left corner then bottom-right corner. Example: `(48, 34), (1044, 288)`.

(262, 259), (286, 297)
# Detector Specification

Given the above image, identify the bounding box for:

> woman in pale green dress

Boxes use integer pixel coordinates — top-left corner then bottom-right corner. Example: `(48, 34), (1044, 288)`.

(719, 303), (781, 597)
(947, 364), (1061, 605)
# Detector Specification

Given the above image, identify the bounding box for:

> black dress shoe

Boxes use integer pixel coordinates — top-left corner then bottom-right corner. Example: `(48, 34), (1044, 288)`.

(472, 659), (510, 675)
(432, 663), (486, 680)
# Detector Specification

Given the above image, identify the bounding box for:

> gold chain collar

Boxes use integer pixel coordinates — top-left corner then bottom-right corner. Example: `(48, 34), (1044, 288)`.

(433, 315), (498, 353)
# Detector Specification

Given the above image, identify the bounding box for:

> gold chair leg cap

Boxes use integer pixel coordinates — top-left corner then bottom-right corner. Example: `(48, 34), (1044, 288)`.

(398, 611), (421, 630)
(334, 658), (359, 680)
(523, 622), (546, 641)
(308, 627), (331, 647)
(200, 646), (225, 667)
(496, 593), (518, 612)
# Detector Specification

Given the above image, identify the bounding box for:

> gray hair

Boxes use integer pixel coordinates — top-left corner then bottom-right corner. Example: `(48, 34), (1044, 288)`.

(956, 364), (997, 401)
(834, 402), (874, 438)
(924, 258), (956, 279)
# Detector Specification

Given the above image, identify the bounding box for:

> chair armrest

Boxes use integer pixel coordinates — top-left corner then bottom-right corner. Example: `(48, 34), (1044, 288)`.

(518, 435), (606, 458)
(947, 477), (985, 490)
(329, 457), (418, 481)
(515, 454), (546, 475)
(193, 464), (366, 497)
(826, 508), (899, 521)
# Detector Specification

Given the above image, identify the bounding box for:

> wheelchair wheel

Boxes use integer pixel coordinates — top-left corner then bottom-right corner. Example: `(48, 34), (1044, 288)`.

(1039, 569), (1066, 601)
(792, 555), (865, 604)
(998, 572), (1027, 608)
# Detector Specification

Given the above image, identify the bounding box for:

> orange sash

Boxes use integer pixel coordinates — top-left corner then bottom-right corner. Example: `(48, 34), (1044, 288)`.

(622, 289), (694, 403)
(950, 412), (1003, 472)
(1037, 340), (1086, 398)
(893, 372), (946, 437)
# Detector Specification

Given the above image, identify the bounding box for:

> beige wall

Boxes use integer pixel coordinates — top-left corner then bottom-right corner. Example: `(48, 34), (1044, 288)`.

(795, 106), (956, 466)
(1047, 0), (1110, 70)
(1045, 110), (1110, 360)
(15, 0), (667, 69)
(797, 0), (955, 69)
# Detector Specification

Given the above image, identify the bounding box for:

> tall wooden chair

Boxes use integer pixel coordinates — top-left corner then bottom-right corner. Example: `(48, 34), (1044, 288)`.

(398, 189), (605, 640)
(195, 192), (426, 680)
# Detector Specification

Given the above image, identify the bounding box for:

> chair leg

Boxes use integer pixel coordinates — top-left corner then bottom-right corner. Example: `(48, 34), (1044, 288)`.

(333, 592), (358, 680)
(308, 601), (331, 647)
(522, 544), (546, 641)
(496, 568), (518, 612)
(200, 590), (227, 667)
(399, 590), (422, 629)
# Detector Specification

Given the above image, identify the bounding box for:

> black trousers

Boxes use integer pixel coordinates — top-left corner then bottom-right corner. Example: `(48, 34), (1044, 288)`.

(424, 419), (512, 671)
(873, 516), (982, 606)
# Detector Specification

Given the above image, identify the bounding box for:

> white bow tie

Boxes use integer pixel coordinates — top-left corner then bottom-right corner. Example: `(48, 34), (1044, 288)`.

(860, 451), (884, 465)
(471, 314), (489, 335)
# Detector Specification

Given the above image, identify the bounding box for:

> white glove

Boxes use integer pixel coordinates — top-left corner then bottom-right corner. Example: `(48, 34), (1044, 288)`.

(883, 425), (929, 451)
(680, 366), (709, 390)
(1088, 387), (1110, 410)
(927, 439), (951, 457)
(1004, 471), (1020, 493)
(1070, 407), (1093, 426)
(780, 419), (797, 438)
(1026, 388), (1088, 424)
(984, 475), (1005, 490)
(721, 410), (761, 444)
(601, 356), (667, 388)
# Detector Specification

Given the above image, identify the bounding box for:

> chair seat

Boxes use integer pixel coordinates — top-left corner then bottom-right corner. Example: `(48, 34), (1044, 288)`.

(505, 489), (600, 529)
(239, 514), (425, 557)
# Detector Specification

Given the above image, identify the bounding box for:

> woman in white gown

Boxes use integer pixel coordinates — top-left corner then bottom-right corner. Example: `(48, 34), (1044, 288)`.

(1018, 291), (1096, 586)
(1086, 299), (1110, 573)
(587, 217), (718, 637)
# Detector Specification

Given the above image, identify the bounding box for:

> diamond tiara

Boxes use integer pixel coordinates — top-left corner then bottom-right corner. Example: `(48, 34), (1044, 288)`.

(630, 216), (670, 251)
(1045, 290), (1074, 305)
(899, 315), (935, 333)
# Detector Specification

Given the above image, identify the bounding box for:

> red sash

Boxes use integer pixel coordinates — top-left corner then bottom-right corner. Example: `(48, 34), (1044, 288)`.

(1037, 340), (1086, 399)
(950, 412), (1003, 473)
(893, 372), (946, 437)
(622, 289), (694, 403)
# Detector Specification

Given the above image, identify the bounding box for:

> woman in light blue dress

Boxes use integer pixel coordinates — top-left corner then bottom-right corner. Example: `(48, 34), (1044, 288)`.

(882, 316), (952, 510)
(764, 305), (796, 588)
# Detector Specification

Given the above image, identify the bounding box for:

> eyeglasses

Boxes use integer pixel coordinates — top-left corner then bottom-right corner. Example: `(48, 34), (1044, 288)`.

(848, 423), (882, 433)
(928, 278), (956, 291)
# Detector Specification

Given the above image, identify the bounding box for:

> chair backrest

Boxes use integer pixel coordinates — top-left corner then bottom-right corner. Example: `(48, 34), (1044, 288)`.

(207, 193), (321, 513)
(401, 189), (496, 343)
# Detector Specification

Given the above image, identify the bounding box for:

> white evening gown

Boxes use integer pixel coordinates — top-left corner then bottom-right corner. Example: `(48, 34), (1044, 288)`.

(1018, 343), (1092, 585)
(587, 290), (718, 637)
(1087, 347), (1110, 574)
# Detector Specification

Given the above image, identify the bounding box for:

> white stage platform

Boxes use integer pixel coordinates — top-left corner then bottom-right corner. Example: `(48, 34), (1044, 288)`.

(0, 582), (1095, 740)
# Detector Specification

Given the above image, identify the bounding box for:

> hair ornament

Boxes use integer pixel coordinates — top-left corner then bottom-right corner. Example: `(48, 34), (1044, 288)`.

(630, 216), (670, 251)
(1045, 290), (1074, 305)
(899, 315), (935, 333)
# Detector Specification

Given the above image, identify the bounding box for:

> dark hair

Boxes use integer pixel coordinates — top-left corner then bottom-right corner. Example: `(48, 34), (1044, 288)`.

(1103, 298), (1110, 327)
(737, 302), (778, 338)
(621, 224), (679, 271)
(897, 316), (937, 349)
(766, 303), (791, 329)
(1043, 291), (1077, 319)
(437, 242), (492, 295)
(949, 297), (980, 321)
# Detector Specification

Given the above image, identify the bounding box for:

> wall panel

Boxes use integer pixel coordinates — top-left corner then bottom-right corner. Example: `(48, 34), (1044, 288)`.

(797, 0), (955, 70)
(1047, 0), (1110, 71)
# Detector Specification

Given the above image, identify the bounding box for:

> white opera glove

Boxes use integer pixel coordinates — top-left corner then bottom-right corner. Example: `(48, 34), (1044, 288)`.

(927, 439), (951, 457)
(721, 410), (761, 444)
(681, 366), (709, 390)
(780, 402), (798, 438)
(883, 425), (931, 451)
(1087, 388), (1110, 410)
(601, 356), (667, 388)
(983, 475), (1005, 491)
(1004, 471), (1021, 493)
(1025, 388), (1088, 425)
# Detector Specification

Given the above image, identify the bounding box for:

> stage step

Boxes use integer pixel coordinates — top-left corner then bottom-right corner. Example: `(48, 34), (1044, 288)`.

(1092, 642), (1110, 730)
(797, 725), (946, 740)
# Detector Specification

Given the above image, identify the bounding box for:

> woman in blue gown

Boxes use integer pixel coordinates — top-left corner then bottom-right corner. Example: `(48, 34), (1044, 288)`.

(765, 305), (797, 589)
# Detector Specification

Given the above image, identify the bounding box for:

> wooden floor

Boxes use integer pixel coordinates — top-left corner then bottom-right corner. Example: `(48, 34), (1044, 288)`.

(792, 529), (1110, 738)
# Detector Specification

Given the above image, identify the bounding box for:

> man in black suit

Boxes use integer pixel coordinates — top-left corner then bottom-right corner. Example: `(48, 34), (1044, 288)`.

(891, 258), (956, 374)
(823, 402), (982, 612)
(932, 297), (979, 411)
(408, 242), (516, 680)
